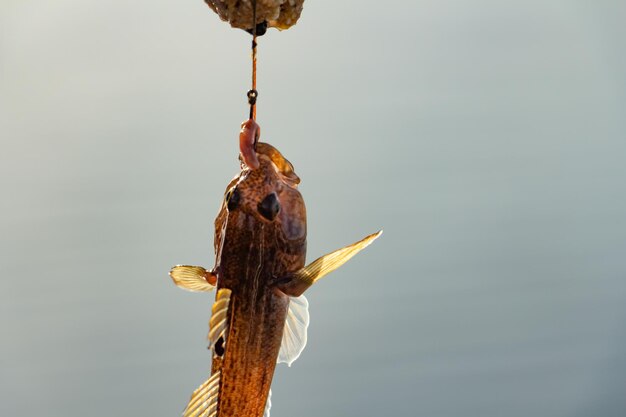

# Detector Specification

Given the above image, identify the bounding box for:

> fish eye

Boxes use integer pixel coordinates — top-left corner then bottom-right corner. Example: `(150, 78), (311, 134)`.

(226, 187), (240, 211)
(258, 193), (280, 221)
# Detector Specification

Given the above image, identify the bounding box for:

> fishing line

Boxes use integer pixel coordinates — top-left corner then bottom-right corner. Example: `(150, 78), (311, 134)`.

(247, 0), (259, 121)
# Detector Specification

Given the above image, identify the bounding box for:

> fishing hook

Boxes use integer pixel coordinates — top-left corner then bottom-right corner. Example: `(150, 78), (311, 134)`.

(239, 0), (261, 169)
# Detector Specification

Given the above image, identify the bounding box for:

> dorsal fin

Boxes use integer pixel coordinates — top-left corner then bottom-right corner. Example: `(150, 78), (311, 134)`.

(208, 289), (232, 356)
(278, 295), (309, 366)
(182, 370), (221, 417)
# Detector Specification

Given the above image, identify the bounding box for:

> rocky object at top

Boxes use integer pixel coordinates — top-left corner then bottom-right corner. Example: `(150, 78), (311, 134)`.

(204, 0), (305, 33)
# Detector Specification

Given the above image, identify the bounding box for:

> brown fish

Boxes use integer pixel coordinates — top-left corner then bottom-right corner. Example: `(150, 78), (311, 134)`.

(170, 125), (380, 417)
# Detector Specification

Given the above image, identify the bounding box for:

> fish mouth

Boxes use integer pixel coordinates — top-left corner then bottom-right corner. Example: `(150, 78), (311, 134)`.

(256, 142), (300, 186)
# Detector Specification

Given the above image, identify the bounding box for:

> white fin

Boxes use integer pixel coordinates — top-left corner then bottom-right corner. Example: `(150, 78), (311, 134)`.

(182, 370), (221, 417)
(170, 265), (216, 292)
(278, 295), (309, 366)
(208, 289), (232, 356)
(263, 389), (272, 417)
(293, 231), (382, 286)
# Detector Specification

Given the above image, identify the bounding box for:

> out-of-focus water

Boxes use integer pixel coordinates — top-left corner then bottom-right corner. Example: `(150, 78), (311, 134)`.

(2, 1), (625, 416)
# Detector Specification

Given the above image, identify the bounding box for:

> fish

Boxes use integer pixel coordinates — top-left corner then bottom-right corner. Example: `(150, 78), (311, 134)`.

(169, 120), (381, 417)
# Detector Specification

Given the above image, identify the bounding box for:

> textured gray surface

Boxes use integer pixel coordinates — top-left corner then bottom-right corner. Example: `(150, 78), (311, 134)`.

(2, 1), (626, 416)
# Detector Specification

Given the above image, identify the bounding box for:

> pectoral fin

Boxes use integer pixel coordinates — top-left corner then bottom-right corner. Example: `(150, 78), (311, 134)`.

(170, 265), (217, 292)
(278, 295), (309, 366)
(277, 230), (382, 297)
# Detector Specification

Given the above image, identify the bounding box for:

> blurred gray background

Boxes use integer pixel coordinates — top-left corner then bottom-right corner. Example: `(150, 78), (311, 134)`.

(2, 1), (625, 416)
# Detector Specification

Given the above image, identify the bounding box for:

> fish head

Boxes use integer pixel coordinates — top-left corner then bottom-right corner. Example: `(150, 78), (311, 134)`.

(214, 142), (307, 278)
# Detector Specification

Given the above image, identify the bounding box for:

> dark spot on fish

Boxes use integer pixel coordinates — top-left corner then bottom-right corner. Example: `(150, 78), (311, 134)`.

(226, 187), (240, 211)
(215, 337), (225, 356)
(258, 193), (280, 221)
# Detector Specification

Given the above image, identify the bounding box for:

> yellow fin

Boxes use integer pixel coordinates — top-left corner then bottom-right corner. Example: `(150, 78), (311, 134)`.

(208, 289), (232, 357)
(170, 265), (216, 292)
(182, 371), (221, 417)
(296, 230), (382, 285)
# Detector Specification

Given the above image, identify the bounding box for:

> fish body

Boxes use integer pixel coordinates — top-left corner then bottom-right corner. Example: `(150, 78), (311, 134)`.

(170, 136), (380, 417)
(211, 144), (304, 416)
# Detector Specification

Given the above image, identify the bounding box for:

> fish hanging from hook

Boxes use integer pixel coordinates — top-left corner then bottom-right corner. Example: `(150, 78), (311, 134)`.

(169, 2), (382, 416)
(170, 140), (381, 416)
